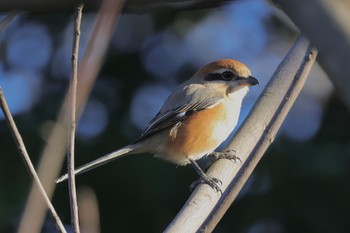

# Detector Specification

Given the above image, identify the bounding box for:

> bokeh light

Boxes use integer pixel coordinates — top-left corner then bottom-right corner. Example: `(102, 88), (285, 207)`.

(282, 93), (323, 141)
(130, 84), (173, 130)
(112, 14), (155, 53)
(141, 31), (187, 80)
(0, 70), (43, 118)
(6, 22), (52, 71)
(184, 0), (269, 66)
(77, 98), (109, 140)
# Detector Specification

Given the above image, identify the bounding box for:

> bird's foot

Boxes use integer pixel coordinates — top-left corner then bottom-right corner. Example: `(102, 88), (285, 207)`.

(190, 175), (222, 194)
(209, 149), (241, 163)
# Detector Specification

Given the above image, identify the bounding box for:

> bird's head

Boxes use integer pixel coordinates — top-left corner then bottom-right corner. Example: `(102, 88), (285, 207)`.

(193, 59), (259, 96)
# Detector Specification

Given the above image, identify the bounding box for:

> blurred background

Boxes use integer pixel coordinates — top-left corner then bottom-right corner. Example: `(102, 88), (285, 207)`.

(0, 0), (349, 232)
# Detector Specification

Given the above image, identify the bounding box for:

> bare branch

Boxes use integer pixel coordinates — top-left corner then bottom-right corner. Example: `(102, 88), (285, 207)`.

(18, 0), (125, 232)
(165, 35), (317, 232)
(67, 2), (84, 233)
(203, 37), (318, 232)
(0, 88), (67, 233)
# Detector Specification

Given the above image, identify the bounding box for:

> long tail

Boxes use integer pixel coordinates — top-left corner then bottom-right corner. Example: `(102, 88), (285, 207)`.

(56, 145), (137, 183)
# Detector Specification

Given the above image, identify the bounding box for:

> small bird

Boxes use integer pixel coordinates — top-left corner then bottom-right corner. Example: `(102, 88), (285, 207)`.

(57, 59), (259, 191)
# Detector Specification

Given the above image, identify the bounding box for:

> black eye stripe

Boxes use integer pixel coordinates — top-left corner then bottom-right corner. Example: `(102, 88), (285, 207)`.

(205, 71), (243, 81)
(205, 73), (222, 81)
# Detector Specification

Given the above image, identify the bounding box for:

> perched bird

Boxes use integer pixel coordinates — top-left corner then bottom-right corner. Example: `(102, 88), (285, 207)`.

(57, 59), (259, 191)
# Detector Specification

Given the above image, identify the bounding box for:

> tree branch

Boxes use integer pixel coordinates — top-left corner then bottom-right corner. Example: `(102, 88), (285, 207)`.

(18, 0), (125, 232)
(67, 2), (84, 233)
(0, 88), (67, 233)
(165, 35), (317, 232)
(203, 37), (317, 232)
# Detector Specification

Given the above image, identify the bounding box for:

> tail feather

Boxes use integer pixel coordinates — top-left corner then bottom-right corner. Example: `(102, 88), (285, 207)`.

(56, 145), (136, 183)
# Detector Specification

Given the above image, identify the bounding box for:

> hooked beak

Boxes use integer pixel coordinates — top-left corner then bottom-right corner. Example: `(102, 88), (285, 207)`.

(239, 76), (259, 86)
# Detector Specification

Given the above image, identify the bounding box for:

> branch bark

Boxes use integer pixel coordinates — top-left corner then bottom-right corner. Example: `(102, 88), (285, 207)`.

(165, 35), (317, 232)
(67, 2), (84, 233)
(0, 88), (67, 233)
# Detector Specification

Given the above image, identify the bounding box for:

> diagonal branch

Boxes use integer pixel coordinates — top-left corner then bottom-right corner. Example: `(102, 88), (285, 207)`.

(18, 0), (125, 232)
(165, 35), (317, 232)
(0, 88), (67, 233)
(203, 37), (318, 232)
(67, 2), (84, 233)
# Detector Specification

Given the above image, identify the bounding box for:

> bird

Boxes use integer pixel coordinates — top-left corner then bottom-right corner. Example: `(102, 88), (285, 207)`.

(57, 59), (259, 192)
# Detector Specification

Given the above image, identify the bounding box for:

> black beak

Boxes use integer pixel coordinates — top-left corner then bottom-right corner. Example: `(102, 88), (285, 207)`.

(239, 76), (259, 86)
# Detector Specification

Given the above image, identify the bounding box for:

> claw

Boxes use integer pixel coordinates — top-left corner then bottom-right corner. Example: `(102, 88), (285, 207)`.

(209, 149), (241, 163)
(190, 175), (222, 194)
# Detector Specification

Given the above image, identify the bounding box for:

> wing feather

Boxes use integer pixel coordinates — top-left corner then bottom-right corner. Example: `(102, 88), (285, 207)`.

(134, 97), (223, 142)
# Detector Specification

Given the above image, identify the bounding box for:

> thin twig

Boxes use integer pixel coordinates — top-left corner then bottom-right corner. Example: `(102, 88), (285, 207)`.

(0, 88), (67, 233)
(18, 0), (125, 232)
(68, 2), (84, 233)
(165, 35), (317, 232)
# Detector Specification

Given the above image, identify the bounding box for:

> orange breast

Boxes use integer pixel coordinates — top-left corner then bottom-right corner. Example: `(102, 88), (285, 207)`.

(166, 102), (230, 159)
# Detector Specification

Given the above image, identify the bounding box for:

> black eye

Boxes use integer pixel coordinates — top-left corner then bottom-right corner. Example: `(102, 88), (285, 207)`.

(204, 71), (241, 82)
(221, 71), (235, 81)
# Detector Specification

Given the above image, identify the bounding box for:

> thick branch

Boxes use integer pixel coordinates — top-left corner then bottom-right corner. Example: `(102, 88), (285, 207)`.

(203, 38), (318, 232)
(165, 35), (317, 232)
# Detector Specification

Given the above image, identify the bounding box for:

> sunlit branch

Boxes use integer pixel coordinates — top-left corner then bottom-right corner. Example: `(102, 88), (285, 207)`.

(165, 35), (317, 233)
